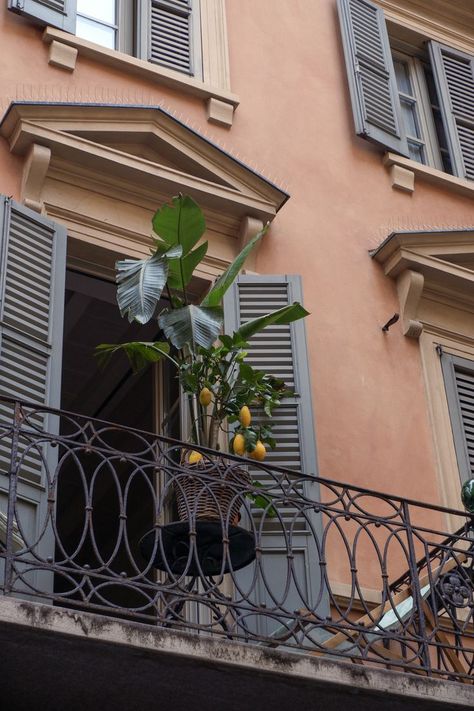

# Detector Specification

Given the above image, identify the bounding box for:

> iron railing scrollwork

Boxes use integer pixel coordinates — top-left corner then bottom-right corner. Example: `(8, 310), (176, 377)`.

(0, 398), (473, 683)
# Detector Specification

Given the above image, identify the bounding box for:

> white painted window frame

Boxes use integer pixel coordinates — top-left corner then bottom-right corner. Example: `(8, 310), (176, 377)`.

(391, 49), (444, 171)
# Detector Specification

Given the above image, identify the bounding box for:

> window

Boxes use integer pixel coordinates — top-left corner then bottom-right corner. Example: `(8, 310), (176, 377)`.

(442, 354), (474, 484)
(8, 0), (202, 79)
(337, 0), (474, 182)
(392, 52), (443, 167)
(76, 1), (118, 50)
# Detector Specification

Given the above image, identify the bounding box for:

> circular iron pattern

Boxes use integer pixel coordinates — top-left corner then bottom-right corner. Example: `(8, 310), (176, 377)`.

(439, 572), (472, 608)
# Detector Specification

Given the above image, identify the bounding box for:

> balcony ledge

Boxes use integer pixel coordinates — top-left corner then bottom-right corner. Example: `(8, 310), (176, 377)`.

(1, 597), (472, 711)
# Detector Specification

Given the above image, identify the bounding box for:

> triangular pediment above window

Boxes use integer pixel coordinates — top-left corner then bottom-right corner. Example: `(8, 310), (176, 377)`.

(0, 103), (288, 223)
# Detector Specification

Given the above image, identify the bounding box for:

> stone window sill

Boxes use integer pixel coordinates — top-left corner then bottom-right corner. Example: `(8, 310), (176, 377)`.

(43, 27), (239, 127)
(384, 152), (474, 200)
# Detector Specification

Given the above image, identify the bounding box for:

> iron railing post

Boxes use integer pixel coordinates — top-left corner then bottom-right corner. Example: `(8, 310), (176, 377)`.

(402, 500), (432, 675)
(3, 401), (21, 595)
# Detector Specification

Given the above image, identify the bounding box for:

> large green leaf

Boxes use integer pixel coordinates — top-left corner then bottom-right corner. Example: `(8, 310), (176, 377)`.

(167, 241), (208, 291)
(95, 342), (171, 373)
(116, 254), (167, 324)
(159, 304), (223, 349)
(235, 303), (309, 341)
(152, 194), (205, 256)
(201, 224), (268, 308)
(116, 245), (181, 324)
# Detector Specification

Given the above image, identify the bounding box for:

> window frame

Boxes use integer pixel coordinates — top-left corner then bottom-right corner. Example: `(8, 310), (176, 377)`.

(338, 0), (474, 185)
(391, 49), (444, 171)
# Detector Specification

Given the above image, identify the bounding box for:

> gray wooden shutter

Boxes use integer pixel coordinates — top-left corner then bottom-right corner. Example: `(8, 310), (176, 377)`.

(0, 197), (66, 594)
(337, 0), (409, 156)
(441, 353), (474, 483)
(139, 0), (201, 78)
(429, 43), (474, 181)
(7, 0), (77, 33)
(224, 275), (328, 630)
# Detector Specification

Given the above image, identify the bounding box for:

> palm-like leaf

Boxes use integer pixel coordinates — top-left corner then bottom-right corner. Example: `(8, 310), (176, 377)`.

(152, 194), (205, 256)
(201, 225), (267, 307)
(167, 241), (208, 291)
(236, 303), (309, 341)
(116, 245), (181, 324)
(95, 342), (171, 372)
(159, 305), (223, 349)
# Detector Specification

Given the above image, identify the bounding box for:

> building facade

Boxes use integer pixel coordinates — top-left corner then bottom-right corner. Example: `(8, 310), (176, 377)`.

(0, 1), (473, 708)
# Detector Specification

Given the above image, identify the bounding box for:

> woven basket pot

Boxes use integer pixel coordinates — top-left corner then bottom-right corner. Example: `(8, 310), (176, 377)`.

(174, 459), (250, 523)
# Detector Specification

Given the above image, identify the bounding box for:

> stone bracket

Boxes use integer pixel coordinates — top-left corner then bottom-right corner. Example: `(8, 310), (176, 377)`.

(238, 215), (264, 273)
(48, 39), (78, 71)
(20, 143), (51, 214)
(389, 164), (415, 193)
(206, 97), (234, 127)
(396, 269), (424, 338)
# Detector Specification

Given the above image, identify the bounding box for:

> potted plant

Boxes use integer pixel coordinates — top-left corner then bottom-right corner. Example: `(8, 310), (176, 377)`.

(96, 194), (308, 524)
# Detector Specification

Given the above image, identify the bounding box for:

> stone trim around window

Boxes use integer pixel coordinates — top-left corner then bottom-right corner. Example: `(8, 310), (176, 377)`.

(383, 153), (474, 200)
(372, 228), (474, 515)
(375, 0), (474, 56)
(42, 0), (238, 127)
(0, 102), (287, 283)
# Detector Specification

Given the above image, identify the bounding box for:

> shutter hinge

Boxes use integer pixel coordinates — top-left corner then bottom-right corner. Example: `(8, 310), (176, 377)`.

(435, 344), (444, 358)
(15, 1), (24, 10)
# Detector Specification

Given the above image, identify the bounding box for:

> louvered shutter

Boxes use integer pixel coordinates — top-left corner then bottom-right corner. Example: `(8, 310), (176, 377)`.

(223, 275), (328, 631)
(442, 354), (474, 483)
(139, 0), (201, 77)
(0, 197), (66, 594)
(7, 0), (77, 33)
(429, 43), (474, 181)
(337, 0), (409, 156)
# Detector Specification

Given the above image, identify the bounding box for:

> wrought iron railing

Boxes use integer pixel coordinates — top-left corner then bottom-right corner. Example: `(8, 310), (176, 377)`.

(0, 398), (473, 683)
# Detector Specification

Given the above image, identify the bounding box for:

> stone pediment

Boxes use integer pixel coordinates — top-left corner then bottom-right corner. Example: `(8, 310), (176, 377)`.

(0, 102), (288, 223)
(372, 229), (474, 337)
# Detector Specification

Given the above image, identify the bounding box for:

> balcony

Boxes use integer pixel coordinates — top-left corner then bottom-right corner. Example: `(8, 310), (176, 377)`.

(0, 398), (473, 710)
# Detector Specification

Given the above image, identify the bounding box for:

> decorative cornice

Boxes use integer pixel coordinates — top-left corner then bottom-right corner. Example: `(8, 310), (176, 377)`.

(376, 0), (474, 53)
(372, 229), (474, 338)
(0, 103), (288, 224)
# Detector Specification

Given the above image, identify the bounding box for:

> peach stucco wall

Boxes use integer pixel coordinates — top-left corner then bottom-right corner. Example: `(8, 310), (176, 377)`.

(0, 0), (472, 510)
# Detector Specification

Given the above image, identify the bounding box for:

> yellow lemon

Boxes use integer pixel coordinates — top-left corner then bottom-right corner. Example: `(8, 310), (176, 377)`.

(239, 405), (251, 428)
(249, 441), (266, 461)
(188, 450), (203, 464)
(199, 387), (212, 407)
(232, 433), (246, 456)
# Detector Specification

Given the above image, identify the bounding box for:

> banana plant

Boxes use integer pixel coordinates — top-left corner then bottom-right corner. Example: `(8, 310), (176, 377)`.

(96, 194), (309, 456)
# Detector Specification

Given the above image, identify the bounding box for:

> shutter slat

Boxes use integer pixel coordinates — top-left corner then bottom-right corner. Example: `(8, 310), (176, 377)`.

(429, 43), (474, 180)
(149, 1), (192, 75)
(0, 201), (66, 485)
(7, 0), (76, 32)
(453, 363), (474, 474)
(337, 0), (409, 156)
(224, 276), (319, 534)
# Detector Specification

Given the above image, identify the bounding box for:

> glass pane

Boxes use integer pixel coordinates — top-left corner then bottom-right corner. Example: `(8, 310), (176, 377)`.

(408, 141), (424, 164)
(400, 99), (420, 138)
(394, 60), (412, 95)
(76, 16), (116, 48)
(77, 0), (116, 24)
